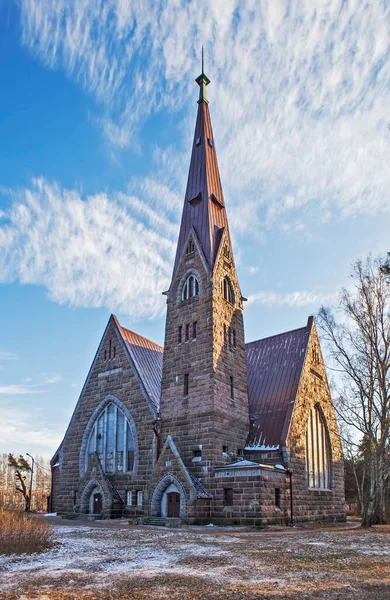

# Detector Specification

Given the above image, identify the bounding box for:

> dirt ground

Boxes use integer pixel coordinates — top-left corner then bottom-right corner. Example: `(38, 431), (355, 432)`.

(0, 518), (389, 600)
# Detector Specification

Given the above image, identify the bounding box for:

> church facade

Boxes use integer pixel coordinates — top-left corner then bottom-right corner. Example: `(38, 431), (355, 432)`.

(50, 69), (345, 526)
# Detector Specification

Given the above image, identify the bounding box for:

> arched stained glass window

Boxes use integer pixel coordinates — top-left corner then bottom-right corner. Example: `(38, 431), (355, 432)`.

(87, 402), (135, 474)
(182, 274), (200, 301)
(306, 405), (332, 490)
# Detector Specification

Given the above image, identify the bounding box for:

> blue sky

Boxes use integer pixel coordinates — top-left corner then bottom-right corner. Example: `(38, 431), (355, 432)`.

(0, 0), (389, 460)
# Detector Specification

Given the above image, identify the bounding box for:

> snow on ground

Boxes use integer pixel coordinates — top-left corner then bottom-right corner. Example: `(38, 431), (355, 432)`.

(0, 521), (390, 599)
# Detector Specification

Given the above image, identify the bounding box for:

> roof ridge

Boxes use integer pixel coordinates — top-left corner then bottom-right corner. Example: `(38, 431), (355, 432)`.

(112, 314), (163, 352)
(246, 325), (307, 346)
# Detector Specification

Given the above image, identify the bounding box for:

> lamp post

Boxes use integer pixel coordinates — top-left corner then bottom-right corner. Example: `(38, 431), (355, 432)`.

(26, 453), (35, 512)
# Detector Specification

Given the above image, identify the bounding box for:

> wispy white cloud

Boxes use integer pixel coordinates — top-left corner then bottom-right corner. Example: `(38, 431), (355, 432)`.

(40, 372), (62, 384)
(0, 351), (18, 361)
(18, 0), (390, 230)
(0, 403), (62, 455)
(248, 290), (337, 308)
(0, 177), (176, 319)
(0, 384), (40, 395)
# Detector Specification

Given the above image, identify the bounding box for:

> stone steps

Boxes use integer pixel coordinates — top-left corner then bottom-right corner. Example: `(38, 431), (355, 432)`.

(142, 517), (166, 527)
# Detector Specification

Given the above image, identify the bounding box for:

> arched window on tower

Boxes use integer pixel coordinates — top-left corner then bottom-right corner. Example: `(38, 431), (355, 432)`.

(306, 405), (332, 490)
(87, 402), (135, 474)
(181, 274), (200, 301)
(222, 276), (235, 305)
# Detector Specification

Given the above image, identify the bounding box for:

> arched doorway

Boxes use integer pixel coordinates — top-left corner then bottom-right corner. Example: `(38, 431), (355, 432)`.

(80, 479), (105, 515)
(151, 475), (186, 518)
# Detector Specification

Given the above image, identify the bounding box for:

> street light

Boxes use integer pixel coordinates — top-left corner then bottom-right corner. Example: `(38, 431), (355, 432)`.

(26, 453), (35, 512)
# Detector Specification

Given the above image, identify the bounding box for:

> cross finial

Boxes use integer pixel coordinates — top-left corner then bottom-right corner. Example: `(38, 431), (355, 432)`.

(195, 47), (210, 104)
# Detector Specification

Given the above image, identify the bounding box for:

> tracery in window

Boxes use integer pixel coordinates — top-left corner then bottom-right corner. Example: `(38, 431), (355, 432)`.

(182, 274), (200, 301)
(87, 402), (135, 474)
(222, 276), (235, 304)
(306, 405), (332, 490)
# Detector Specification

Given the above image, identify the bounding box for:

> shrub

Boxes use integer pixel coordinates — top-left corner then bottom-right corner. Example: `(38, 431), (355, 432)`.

(0, 508), (55, 555)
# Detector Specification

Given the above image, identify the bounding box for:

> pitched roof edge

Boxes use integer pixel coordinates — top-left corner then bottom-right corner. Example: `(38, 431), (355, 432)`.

(245, 324), (308, 347)
(50, 315), (114, 464)
(279, 316), (313, 446)
(113, 315), (161, 419)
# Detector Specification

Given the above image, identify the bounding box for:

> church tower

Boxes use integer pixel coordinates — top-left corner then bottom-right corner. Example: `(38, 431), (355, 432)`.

(159, 62), (249, 482)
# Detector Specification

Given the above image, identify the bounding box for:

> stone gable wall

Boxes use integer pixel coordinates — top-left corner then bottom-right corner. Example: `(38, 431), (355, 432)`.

(51, 319), (157, 517)
(286, 323), (346, 522)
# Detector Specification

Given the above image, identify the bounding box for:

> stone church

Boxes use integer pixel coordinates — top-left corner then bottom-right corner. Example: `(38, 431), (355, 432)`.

(50, 67), (345, 525)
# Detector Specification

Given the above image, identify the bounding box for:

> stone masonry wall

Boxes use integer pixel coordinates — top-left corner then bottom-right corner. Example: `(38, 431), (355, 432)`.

(52, 319), (157, 517)
(287, 322), (345, 523)
(159, 232), (250, 492)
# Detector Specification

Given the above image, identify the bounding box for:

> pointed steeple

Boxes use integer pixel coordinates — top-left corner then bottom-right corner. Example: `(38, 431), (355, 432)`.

(172, 60), (232, 278)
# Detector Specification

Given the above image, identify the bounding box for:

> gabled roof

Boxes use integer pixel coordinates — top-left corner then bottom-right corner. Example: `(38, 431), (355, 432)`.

(245, 319), (312, 449)
(113, 315), (163, 415)
(172, 70), (233, 279)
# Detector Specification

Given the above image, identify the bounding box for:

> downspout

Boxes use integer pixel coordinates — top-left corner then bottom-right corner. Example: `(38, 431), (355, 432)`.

(287, 469), (294, 526)
(281, 445), (294, 526)
(153, 418), (160, 463)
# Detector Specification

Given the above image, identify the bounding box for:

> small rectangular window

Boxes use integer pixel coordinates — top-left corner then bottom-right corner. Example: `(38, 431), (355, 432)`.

(224, 488), (233, 506)
(224, 324), (227, 343)
(178, 326), (182, 344)
(104, 349), (107, 360)
(193, 449), (202, 458)
(222, 445), (228, 454)
(233, 330), (236, 347)
(237, 448), (243, 456)
(126, 491), (132, 506)
(230, 376), (234, 400)
(185, 323), (190, 341)
(184, 373), (189, 396)
(193, 321), (197, 339)
(113, 346), (116, 358)
(137, 491), (143, 507)
(275, 488), (281, 509)
(228, 327), (232, 346)
(109, 339), (112, 359)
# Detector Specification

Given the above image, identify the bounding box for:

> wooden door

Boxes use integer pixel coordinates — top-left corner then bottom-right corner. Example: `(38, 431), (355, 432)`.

(167, 492), (180, 517)
(93, 493), (102, 514)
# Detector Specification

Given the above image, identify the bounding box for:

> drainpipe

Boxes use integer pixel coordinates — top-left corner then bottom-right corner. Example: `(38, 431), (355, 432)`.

(153, 418), (160, 463)
(287, 469), (294, 526)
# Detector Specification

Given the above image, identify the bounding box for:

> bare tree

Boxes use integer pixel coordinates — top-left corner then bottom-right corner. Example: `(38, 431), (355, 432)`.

(318, 256), (390, 527)
(7, 454), (32, 511)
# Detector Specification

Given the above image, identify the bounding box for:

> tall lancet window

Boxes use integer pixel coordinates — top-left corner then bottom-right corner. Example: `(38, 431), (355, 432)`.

(306, 405), (332, 490)
(182, 274), (200, 301)
(222, 276), (235, 305)
(87, 402), (135, 474)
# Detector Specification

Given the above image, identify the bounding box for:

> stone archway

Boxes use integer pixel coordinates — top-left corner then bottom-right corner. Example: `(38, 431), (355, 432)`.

(80, 478), (105, 515)
(151, 474), (187, 518)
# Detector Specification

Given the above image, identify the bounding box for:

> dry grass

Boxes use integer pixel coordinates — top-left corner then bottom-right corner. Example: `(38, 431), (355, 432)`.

(0, 509), (55, 556)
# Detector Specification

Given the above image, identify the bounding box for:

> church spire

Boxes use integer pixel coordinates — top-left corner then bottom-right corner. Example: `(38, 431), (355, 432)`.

(171, 61), (233, 280)
(195, 47), (210, 104)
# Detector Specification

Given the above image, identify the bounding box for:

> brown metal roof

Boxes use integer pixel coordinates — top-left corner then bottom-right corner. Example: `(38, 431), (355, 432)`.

(245, 320), (312, 449)
(113, 315), (163, 415)
(172, 82), (233, 279)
